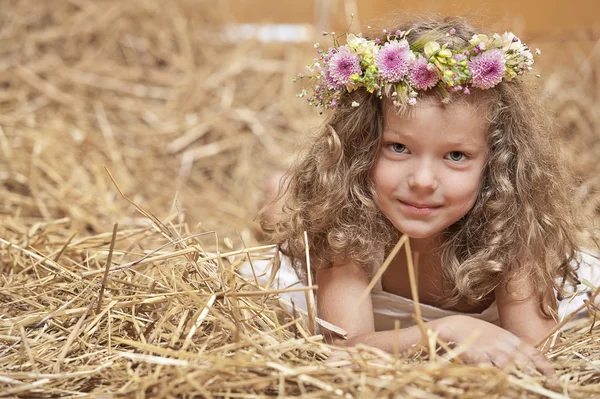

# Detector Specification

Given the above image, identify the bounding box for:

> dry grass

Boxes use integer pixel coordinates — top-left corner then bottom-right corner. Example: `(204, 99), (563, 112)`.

(0, 1), (599, 397)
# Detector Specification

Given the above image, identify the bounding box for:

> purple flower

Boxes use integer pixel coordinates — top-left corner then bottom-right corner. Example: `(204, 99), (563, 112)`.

(324, 70), (341, 90)
(322, 48), (336, 62)
(374, 40), (413, 82)
(449, 28), (456, 35)
(453, 54), (467, 62)
(468, 49), (506, 89)
(327, 46), (361, 87)
(407, 56), (439, 90)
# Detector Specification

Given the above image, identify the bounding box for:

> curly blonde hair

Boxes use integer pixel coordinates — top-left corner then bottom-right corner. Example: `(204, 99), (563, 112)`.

(263, 16), (583, 314)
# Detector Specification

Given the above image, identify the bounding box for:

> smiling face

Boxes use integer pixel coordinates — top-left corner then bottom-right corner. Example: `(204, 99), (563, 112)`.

(371, 97), (489, 246)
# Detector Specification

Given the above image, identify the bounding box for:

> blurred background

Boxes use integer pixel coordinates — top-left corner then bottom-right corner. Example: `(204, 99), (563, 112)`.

(0, 0), (598, 250)
(227, 0), (599, 38)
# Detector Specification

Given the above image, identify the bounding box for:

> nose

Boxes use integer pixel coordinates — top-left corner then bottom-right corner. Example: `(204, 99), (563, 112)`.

(408, 159), (438, 191)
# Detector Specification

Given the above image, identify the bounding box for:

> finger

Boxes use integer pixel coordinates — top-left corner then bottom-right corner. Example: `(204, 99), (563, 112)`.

(493, 343), (538, 375)
(512, 352), (538, 375)
(476, 359), (495, 368)
(518, 344), (555, 376)
(462, 347), (493, 367)
(325, 349), (351, 363)
(488, 352), (511, 369)
(496, 340), (529, 367)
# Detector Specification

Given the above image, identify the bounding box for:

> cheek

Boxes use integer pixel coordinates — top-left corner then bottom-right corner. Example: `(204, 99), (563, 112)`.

(446, 172), (483, 206)
(371, 161), (397, 195)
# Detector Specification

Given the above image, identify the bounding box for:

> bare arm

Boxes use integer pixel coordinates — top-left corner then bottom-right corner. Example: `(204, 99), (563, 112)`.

(316, 261), (554, 374)
(495, 273), (558, 346)
(316, 260), (432, 352)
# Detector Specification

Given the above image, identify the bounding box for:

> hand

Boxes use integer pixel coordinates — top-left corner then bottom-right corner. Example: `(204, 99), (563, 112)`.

(431, 315), (554, 376)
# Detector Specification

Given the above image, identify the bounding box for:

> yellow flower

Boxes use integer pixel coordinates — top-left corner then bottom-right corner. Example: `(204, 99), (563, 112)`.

(438, 49), (452, 59)
(424, 41), (440, 58)
(346, 34), (378, 63)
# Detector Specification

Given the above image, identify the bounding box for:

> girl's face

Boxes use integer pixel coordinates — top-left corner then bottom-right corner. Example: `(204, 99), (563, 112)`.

(371, 97), (488, 245)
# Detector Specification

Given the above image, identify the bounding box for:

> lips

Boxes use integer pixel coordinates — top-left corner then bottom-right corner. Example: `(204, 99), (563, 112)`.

(397, 199), (442, 216)
(399, 200), (442, 209)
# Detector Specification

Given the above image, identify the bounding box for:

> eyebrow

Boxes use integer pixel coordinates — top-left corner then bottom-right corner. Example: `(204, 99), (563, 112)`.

(443, 138), (483, 148)
(383, 130), (484, 149)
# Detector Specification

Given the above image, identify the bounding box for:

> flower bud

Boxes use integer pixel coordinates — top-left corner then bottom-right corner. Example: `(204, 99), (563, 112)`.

(438, 49), (452, 58)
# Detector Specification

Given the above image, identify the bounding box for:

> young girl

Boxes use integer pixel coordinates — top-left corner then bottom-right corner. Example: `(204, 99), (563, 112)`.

(259, 16), (598, 375)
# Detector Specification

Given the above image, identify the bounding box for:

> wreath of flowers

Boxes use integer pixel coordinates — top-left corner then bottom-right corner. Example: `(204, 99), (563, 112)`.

(295, 25), (540, 108)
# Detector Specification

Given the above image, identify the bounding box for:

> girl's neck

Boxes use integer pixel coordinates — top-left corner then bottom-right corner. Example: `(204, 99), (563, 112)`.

(408, 234), (442, 254)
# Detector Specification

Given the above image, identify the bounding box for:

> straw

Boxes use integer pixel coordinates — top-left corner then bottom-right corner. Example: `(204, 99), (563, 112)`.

(0, 0), (599, 397)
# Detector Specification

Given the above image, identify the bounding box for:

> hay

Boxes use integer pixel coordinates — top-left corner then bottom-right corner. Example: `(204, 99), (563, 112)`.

(0, 0), (599, 397)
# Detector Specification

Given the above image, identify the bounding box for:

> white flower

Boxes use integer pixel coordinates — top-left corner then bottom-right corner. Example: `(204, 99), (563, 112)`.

(314, 42), (320, 48)
(500, 32), (522, 52)
(351, 101), (360, 107)
(469, 34), (489, 47)
(520, 47), (534, 65)
(346, 34), (379, 61)
(424, 41), (440, 58)
(535, 48), (541, 55)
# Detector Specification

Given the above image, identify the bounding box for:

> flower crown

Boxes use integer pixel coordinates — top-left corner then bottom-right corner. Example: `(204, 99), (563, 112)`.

(295, 26), (540, 109)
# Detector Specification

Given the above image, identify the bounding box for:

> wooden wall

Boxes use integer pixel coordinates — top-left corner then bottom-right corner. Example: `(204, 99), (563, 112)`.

(224, 0), (599, 38)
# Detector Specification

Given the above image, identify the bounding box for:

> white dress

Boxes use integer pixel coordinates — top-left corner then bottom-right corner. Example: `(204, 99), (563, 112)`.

(240, 250), (599, 331)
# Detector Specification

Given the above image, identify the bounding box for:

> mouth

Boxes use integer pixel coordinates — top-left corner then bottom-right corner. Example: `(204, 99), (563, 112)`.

(398, 200), (442, 214)
(400, 200), (442, 209)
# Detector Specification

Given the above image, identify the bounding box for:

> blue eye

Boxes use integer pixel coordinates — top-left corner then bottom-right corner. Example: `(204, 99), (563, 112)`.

(447, 151), (466, 162)
(390, 143), (407, 153)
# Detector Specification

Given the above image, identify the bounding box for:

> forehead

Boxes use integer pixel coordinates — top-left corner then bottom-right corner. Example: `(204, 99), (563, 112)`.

(382, 96), (490, 144)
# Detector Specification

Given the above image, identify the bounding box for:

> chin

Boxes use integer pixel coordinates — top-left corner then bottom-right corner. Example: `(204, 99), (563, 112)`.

(404, 230), (437, 240)
(394, 223), (440, 240)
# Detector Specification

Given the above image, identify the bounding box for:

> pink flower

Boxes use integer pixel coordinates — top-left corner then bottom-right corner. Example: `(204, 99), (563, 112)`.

(374, 40), (413, 82)
(327, 46), (361, 87)
(407, 56), (439, 90)
(324, 70), (340, 90)
(468, 49), (506, 89)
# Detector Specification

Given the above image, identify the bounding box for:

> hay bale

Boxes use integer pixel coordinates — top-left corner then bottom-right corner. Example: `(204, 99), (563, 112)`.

(0, 1), (599, 397)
